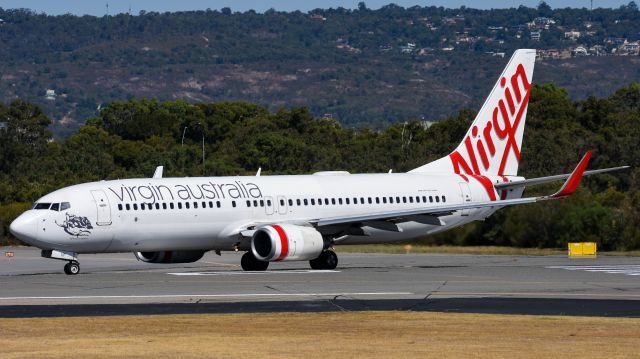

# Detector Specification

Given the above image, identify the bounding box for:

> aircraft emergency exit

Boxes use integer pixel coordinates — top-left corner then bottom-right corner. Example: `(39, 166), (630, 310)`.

(9, 49), (628, 275)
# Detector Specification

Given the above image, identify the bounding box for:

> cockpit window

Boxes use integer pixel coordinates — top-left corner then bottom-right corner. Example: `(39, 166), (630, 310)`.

(33, 203), (51, 210)
(50, 203), (60, 211)
(60, 202), (71, 211)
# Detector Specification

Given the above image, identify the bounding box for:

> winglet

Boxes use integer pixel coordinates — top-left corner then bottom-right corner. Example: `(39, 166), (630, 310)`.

(548, 150), (592, 199)
(152, 166), (164, 179)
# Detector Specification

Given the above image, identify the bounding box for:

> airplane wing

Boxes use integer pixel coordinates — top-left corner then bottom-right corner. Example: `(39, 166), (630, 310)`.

(312, 151), (594, 228)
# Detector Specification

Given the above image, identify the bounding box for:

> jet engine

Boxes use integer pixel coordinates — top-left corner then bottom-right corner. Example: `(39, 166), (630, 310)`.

(134, 250), (206, 263)
(251, 224), (324, 262)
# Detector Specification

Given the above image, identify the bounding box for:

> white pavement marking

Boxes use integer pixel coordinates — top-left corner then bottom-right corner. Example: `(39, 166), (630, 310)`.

(0, 292), (412, 301)
(168, 270), (340, 276)
(547, 265), (640, 276)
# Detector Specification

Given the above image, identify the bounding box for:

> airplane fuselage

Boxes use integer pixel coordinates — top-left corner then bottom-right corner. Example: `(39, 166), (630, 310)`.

(13, 172), (523, 254)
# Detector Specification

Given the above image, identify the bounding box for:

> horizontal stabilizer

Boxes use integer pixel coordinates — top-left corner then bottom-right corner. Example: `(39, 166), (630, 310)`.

(495, 166), (629, 190)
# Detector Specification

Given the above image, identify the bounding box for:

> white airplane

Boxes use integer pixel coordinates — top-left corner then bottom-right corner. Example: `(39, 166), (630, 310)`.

(10, 49), (628, 275)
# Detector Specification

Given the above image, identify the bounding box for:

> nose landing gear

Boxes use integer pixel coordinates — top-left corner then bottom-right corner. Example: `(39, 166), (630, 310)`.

(41, 249), (81, 275)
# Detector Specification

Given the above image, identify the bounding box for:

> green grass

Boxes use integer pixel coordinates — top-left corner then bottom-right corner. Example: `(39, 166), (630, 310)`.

(336, 244), (640, 256)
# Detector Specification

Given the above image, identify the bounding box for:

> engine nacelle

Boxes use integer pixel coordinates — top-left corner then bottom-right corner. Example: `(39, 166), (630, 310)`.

(134, 250), (206, 264)
(251, 224), (324, 262)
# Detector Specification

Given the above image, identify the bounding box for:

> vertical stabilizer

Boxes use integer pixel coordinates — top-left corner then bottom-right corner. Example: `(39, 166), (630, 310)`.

(410, 49), (536, 177)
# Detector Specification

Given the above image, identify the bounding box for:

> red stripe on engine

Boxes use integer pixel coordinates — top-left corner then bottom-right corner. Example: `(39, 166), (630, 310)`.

(272, 225), (289, 261)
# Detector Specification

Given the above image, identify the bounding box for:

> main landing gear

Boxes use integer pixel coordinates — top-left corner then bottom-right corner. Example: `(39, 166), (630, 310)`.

(241, 251), (269, 271)
(309, 250), (338, 270)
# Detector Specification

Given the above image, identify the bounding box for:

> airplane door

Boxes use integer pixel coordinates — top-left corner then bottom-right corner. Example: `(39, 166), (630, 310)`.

(458, 183), (472, 216)
(91, 190), (112, 225)
(264, 196), (275, 215)
(277, 195), (287, 215)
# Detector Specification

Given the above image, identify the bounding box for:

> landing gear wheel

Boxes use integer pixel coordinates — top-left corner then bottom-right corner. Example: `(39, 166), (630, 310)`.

(309, 250), (338, 270)
(241, 252), (269, 271)
(63, 261), (80, 275)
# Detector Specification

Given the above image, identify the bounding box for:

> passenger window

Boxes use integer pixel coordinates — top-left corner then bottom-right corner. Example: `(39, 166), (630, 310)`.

(267, 200), (271, 206)
(178, 203), (182, 209)
(368, 197), (372, 204)
(390, 197), (394, 204)
(338, 198), (342, 205)
(246, 200), (251, 207)
(163, 203), (167, 210)
(202, 201), (206, 208)
(429, 196), (433, 203)
(422, 196), (427, 203)
(436, 196), (440, 203)
(280, 199), (284, 206)
(346, 198), (350, 205)
(304, 199), (308, 206)
(383, 197), (387, 204)
(416, 196), (420, 203)
(216, 201), (221, 208)
(232, 201), (236, 208)
(209, 201), (213, 208)
(297, 199), (301, 206)
(126, 203), (131, 211)
(288, 199), (293, 206)
(396, 196), (400, 203)
(375, 197), (380, 204)
(156, 203), (160, 210)
(50, 203), (60, 211)
(360, 198), (365, 204)
(353, 197), (357, 204)
(409, 197), (413, 203)
(193, 202), (198, 209)
(186, 202), (190, 209)
(311, 199), (316, 205)
(118, 204), (123, 211)
(260, 200), (265, 207)
(60, 202), (71, 211)
(402, 197), (407, 203)
(133, 203), (138, 210)
(170, 203), (175, 209)
(140, 203), (145, 211)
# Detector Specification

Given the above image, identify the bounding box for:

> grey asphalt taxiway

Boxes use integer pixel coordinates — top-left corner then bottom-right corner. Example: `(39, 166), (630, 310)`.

(1, 246), (639, 318)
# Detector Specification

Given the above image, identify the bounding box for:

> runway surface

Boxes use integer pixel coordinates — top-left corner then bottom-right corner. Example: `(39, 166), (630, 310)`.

(1, 246), (639, 317)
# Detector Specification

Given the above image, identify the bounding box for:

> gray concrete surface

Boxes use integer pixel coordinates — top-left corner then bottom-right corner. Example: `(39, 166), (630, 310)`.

(1, 246), (639, 317)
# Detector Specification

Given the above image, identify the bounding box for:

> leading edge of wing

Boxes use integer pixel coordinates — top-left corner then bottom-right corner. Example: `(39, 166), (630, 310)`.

(314, 151), (593, 228)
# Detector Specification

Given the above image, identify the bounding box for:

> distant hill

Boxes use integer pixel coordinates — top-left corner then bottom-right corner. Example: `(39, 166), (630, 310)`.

(0, 3), (639, 137)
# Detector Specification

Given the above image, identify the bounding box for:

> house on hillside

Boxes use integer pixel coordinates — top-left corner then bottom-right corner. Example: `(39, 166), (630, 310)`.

(564, 30), (581, 40)
(572, 46), (588, 56)
(620, 42), (640, 55)
(310, 14), (326, 21)
(529, 17), (556, 30)
(530, 31), (541, 41)
(45, 89), (56, 101)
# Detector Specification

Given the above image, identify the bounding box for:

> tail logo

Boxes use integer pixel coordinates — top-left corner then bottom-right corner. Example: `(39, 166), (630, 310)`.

(450, 63), (532, 200)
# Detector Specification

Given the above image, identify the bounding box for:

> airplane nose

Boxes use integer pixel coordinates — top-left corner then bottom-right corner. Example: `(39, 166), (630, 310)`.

(9, 213), (38, 244)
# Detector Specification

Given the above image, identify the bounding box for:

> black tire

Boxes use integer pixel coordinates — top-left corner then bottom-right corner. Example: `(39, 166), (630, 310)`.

(241, 252), (269, 271)
(309, 250), (338, 270)
(321, 250), (338, 270)
(64, 261), (80, 275)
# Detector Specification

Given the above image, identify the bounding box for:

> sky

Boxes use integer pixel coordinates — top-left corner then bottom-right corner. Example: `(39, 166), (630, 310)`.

(0, 0), (633, 16)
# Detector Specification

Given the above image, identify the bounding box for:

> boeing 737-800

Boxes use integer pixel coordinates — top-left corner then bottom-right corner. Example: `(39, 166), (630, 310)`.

(9, 49), (628, 275)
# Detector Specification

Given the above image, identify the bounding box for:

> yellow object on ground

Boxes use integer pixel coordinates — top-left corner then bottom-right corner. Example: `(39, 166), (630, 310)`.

(568, 242), (597, 257)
